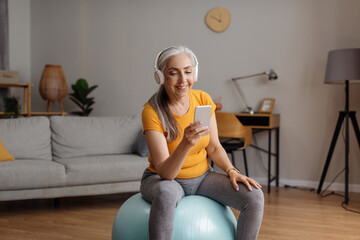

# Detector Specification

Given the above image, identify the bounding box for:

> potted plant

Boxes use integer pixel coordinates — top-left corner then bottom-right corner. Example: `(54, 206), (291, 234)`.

(3, 96), (20, 118)
(69, 78), (98, 116)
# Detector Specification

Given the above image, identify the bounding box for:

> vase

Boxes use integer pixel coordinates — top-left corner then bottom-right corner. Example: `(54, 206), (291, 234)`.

(39, 64), (67, 113)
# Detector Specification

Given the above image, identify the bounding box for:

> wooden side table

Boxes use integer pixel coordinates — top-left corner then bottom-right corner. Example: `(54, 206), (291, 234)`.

(0, 83), (67, 117)
(0, 83), (33, 117)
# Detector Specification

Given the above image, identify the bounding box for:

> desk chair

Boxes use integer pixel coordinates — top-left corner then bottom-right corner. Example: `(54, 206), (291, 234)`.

(214, 112), (252, 176)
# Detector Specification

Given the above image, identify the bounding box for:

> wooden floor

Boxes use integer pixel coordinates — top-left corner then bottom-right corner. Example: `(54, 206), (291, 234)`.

(0, 187), (359, 240)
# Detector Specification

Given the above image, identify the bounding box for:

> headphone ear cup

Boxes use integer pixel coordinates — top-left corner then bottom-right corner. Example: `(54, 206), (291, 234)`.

(194, 65), (198, 82)
(154, 70), (164, 84)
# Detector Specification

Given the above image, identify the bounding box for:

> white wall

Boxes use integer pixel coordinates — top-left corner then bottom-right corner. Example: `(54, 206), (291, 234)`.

(10, 0), (360, 189)
(8, 0), (31, 77)
(8, 0), (31, 102)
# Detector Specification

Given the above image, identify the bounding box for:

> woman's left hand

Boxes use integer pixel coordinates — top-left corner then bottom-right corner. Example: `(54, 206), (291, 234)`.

(228, 170), (262, 191)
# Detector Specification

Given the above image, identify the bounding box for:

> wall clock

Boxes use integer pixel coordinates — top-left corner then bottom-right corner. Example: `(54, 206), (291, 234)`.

(205, 7), (231, 33)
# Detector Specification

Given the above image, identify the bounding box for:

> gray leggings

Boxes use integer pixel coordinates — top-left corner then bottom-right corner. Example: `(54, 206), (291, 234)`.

(140, 168), (264, 240)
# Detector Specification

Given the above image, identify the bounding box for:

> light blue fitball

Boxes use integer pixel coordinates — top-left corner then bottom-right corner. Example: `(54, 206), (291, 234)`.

(112, 193), (237, 240)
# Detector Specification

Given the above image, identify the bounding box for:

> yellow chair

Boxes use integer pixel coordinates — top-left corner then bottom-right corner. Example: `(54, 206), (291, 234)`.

(215, 112), (252, 176)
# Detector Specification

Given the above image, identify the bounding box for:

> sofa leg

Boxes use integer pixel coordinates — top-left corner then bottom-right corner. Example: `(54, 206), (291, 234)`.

(54, 198), (60, 207)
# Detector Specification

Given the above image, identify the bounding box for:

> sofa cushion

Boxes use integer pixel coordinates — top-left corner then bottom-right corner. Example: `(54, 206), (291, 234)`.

(0, 160), (66, 190)
(132, 130), (149, 157)
(51, 115), (142, 159)
(54, 154), (149, 186)
(0, 117), (52, 160)
(0, 140), (14, 161)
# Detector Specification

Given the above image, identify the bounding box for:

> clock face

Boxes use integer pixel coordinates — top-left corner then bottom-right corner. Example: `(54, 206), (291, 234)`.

(205, 7), (231, 33)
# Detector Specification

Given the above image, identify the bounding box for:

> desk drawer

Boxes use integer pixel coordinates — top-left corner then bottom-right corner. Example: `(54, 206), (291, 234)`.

(236, 113), (280, 129)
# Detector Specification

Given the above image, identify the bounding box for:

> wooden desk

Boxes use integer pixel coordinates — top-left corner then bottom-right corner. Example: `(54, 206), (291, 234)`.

(236, 113), (280, 193)
(0, 83), (32, 117)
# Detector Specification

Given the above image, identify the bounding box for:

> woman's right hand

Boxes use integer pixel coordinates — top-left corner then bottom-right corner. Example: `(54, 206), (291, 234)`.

(181, 122), (210, 147)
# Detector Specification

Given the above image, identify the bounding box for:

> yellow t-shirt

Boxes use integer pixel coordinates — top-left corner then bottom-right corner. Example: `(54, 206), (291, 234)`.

(142, 89), (216, 179)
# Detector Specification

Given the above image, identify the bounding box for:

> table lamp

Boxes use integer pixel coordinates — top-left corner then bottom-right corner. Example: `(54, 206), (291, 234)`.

(232, 69), (278, 114)
(317, 48), (360, 205)
(39, 64), (67, 113)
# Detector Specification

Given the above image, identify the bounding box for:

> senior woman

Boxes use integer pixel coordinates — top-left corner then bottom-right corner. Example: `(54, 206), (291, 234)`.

(140, 46), (264, 240)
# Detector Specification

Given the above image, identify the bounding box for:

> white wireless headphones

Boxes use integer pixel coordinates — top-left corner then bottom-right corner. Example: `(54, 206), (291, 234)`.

(154, 46), (199, 84)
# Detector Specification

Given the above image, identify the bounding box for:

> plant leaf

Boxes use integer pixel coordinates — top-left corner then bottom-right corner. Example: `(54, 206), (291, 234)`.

(85, 98), (95, 105)
(85, 102), (95, 109)
(85, 108), (93, 115)
(86, 85), (98, 95)
(68, 78), (97, 116)
(76, 79), (89, 90)
(69, 97), (85, 109)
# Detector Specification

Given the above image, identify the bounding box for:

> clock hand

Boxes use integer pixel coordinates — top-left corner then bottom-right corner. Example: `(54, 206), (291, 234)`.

(218, 12), (223, 23)
(210, 15), (221, 22)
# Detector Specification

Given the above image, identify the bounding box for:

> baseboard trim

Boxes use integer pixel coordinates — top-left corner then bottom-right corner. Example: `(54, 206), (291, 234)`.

(256, 178), (360, 193)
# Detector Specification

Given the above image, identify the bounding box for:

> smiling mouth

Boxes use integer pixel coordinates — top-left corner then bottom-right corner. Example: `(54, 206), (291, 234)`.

(176, 86), (188, 89)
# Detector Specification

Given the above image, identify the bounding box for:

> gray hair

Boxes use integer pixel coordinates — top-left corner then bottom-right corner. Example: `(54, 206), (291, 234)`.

(157, 46), (198, 76)
(148, 46), (198, 142)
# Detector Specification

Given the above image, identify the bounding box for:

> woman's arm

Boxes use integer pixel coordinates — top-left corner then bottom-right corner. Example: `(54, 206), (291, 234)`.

(206, 114), (262, 191)
(145, 122), (209, 180)
(205, 114), (236, 175)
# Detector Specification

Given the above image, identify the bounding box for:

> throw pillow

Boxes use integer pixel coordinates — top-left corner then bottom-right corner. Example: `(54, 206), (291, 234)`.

(0, 140), (15, 162)
(132, 130), (149, 157)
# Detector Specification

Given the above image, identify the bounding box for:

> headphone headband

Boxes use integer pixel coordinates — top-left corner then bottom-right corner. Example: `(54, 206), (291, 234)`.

(154, 46), (199, 84)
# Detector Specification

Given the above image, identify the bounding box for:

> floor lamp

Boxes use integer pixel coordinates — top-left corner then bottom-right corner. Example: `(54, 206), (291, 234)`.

(317, 48), (360, 204)
(232, 69), (278, 114)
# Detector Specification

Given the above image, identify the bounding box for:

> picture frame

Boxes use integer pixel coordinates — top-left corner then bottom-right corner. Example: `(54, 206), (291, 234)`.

(259, 98), (275, 114)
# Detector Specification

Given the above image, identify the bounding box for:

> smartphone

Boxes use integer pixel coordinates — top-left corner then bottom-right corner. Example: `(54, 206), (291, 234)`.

(194, 105), (212, 128)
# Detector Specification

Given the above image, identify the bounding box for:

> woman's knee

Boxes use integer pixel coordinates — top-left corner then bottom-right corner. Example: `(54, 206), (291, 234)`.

(241, 188), (264, 212)
(153, 180), (184, 205)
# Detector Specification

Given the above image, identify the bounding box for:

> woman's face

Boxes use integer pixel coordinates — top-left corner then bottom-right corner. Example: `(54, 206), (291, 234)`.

(163, 53), (195, 100)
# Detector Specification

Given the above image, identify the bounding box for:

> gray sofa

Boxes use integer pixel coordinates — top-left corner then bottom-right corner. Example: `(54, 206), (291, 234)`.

(0, 115), (149, 201)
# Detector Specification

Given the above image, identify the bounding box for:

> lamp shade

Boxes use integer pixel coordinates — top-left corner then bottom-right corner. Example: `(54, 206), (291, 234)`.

(325, 48), (360, 84)
(39, 64), (67, 101)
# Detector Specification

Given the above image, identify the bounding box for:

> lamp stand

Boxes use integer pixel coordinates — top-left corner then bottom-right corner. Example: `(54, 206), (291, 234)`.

(317, 80), (360, 204)
(231, 79), (254, 114)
